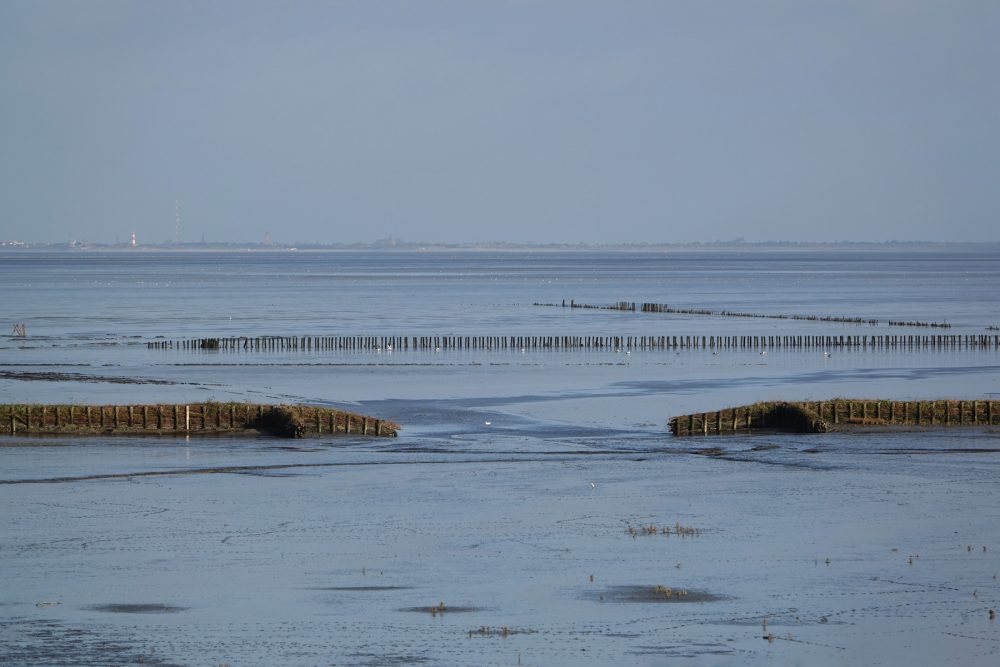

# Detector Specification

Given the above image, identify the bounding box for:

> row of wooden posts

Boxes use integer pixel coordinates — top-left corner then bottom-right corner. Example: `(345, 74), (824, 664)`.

(539, 300), (952, 328)
(670, 399), (999, 436)
(543, 300), (882, 325)
(1, 403), (398, 438)
(147, 333), (1000, 352)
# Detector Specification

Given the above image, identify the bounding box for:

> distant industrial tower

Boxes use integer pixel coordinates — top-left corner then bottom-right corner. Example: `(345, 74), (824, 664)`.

(174, 199), (181, 244)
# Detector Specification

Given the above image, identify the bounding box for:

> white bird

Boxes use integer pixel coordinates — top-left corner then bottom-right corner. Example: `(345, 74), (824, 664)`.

(625, 350), (631, 355)
(485, 420), (492, 426)
(590, 482), (596, 489)
(386, 344), (393, 352)
(760, 350), (767, 355)
(823, 351), (831, 357)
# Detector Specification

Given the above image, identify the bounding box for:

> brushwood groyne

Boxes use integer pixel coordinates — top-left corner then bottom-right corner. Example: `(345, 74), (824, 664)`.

(1, 403), (399, 438)
(535, 300), (953, 328)
(669, 399), (999, 436)
(147, 333), (1000, 352)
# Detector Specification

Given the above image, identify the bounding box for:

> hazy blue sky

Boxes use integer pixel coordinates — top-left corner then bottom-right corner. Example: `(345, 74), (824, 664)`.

(1, 1), (998, 244)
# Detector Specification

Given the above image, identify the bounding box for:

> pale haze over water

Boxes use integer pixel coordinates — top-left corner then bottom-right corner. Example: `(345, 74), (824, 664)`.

(2, 1), (999, 244)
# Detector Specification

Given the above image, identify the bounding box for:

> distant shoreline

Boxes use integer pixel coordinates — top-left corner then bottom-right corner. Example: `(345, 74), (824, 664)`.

(2, 240), (999, 254)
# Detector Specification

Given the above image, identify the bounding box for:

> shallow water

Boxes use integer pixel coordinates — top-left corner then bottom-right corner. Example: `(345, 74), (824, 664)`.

(1, 248), (999, 665)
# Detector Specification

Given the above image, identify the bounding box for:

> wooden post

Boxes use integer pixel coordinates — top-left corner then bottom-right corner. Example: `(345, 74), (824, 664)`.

(185, 405), (190, 431)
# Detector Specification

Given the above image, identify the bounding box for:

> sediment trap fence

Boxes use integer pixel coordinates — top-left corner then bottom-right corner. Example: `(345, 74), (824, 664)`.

(1, 403), (398, 438)
(670, 399), (999, 436)
(535, 300), (952, 328)
(147, 333), (1000, 352)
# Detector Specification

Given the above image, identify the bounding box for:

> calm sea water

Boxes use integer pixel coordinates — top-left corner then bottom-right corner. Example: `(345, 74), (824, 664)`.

(2, 248), (999, 338)
(2, 248), (999, 666)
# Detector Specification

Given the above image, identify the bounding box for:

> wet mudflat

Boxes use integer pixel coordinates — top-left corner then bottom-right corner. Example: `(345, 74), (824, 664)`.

(2, 248), (1000, 665)
(2, 426), (999, 666)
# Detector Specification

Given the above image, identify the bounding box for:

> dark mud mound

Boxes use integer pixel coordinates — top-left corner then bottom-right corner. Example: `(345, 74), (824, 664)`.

(584, 585), (722, 603)
(87, 603), (187, 614)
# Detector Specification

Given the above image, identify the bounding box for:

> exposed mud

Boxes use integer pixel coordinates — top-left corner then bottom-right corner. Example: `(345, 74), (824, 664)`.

(311, 586), (413, 592)
(398, 605), (485, 613)
(583, 586), (722, 603)
(87, 603), (187, 614)
(0, 370), (178, 385)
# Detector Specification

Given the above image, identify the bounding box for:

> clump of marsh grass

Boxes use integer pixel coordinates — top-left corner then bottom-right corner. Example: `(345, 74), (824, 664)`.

(652, 585), (688, 599)
(468, 626), (537, 638)
(626, 521), (702, 538)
